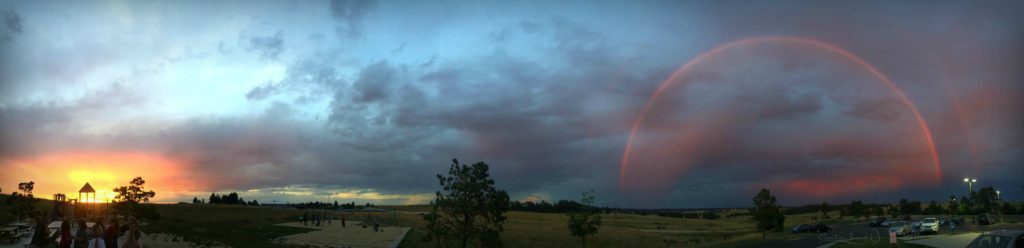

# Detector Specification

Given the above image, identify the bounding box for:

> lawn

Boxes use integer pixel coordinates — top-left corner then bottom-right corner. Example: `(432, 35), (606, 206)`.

(396, 209), (845, 248)
(1, 197), (915, 248)
(143, 204), (316, 248)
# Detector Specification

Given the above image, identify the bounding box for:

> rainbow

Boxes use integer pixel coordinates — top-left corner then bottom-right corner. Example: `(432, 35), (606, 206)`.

(619, 36), (942, 191)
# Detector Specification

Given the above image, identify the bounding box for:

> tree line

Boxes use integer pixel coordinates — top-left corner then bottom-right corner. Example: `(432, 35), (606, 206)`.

(196, 192), (259, 206)
(782, 186), (1019, 221)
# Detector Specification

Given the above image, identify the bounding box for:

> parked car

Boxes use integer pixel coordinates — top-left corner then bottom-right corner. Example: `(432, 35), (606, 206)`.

(966, 230), (1023, 248)
(920, 218), (940, 234)
(943, 216), (966, 226)
(870, 217), (887, 227)
(812, 224), (832, 233)
(978, 213), (997, 225)
(881, 220), (895, 227)
(792, 224), (812, 233)
(889, 221), (911, 236)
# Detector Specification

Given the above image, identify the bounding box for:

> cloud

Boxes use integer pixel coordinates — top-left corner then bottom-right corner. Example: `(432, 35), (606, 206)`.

(245, 82), (279, 101)
(0, 1), (1021, 208)
(328, 0), (377, 39)
(350, 61), (397, 103)
(4, 9), (21, 33)
(246, 30), (285, 61)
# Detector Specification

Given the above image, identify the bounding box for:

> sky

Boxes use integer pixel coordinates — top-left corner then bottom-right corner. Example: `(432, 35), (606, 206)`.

(0, 0), (1022, 208)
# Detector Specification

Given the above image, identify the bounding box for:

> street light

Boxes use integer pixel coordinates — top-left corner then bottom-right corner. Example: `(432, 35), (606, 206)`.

(964, 177), (977, 193)
(996, 190), (1001, 200)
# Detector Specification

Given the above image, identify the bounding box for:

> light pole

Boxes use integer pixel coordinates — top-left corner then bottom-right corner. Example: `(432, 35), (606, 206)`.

(996, 190), (1000, 200)
(964, 178), (977, 193)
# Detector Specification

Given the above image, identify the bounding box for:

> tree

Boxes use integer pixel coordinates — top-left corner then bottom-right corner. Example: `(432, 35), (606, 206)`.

(192, 197), (200, 204)
(925, 201), (943, 215)
(948, 196), (959, 215)
(819, 202), (831, 219)
(112, 177), (158, 220)
(224, 192), (240, 205)
(423, 159), (510, 248)
(958, 196), (966, 214)
(973, 187), (999, 214)
(1000, 202), (1015, 215)
(752, 188), (784, 240)
(6, 181), (37, 220)
(566, 191), (601, 248)
(209, 193), (221, 204)
(849, 201), (866, 220)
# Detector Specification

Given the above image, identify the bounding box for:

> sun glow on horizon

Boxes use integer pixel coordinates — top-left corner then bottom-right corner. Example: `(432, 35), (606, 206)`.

(0, 151), (196, 203)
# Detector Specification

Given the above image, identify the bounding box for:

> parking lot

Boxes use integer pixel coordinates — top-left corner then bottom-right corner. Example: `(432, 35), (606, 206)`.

(738, 217), (1024, 248)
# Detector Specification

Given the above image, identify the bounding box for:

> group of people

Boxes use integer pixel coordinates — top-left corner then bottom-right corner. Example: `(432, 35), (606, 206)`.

(29, 214), (143, 248)
(301, 212), (345, 227)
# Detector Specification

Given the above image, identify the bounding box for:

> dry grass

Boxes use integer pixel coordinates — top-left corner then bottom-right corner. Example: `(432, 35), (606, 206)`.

(396, 210), (832, 248)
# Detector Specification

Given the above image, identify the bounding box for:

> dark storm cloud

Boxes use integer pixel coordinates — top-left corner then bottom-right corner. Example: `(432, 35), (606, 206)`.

(0, 82), (147, 158)
(245, 82), (279, 101)
(350, 61), (397, 103)
(229, 18), (668, 195)
(2, 0), (1022, 207)
(4, 9), (21, 34)
(328, 0), (376, 39)
(0, 102), (71, 158)
(246, 30), (284, 61)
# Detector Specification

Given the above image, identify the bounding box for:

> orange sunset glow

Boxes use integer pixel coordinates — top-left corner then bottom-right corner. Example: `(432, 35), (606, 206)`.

(0, 151), (195, 203)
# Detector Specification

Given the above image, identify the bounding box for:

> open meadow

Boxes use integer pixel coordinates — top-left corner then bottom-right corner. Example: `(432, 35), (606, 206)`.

(136, 203), (848, 248)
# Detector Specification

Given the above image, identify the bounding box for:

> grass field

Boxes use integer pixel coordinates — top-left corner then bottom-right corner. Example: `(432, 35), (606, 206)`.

(0, 197), (854, 248)
(394, 208), (852, 248)
(12, 196), (1005, 247)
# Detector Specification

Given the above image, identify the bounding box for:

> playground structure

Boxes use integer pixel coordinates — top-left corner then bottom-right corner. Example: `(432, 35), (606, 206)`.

(49, 182), (112, 221)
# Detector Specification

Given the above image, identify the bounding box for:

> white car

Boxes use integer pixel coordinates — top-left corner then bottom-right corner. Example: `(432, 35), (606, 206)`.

(920, 218), (939, 234)
(889, 221), (910, 236)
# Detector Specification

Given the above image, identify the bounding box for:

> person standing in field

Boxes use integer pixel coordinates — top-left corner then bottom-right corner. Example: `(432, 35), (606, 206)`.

(57, 220), (73, 248)
(73, 220), (89, 248)
(341, 215), (346, 228)
(88, 219), (106, 248)
(103, 217), (119, 248)
(120, 218), (141, 248)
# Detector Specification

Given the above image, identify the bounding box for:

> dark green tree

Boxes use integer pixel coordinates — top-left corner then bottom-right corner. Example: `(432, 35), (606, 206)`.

(925, 201), (943, 215)
(973, 187), (999, 214)
(819, 202), (831, 219)
(959, 196), (971, 214)
(423, 159), (510, 248)
(566, 191), (601, 248)
(112, 177), (159, 220)
(898, 198), (910, 215)
(752, 188), (785, 240)
(6, 181), (37, 220)
(209, 193), (222, 204)
(849, 201), (866, 220)
(947, 196), (959, 215)
(1000, 202), (1015, 215)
